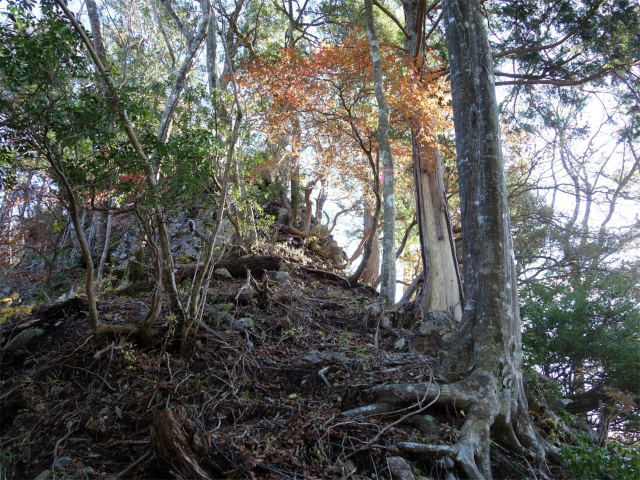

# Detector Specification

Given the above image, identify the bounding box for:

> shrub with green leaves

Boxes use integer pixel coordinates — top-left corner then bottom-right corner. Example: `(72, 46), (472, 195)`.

(560, 436), (640, 480)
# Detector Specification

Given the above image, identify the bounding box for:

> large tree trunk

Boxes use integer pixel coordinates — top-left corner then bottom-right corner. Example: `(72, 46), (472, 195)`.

(365, 0), (396, 305)
(402, 0), (463, 320)
(411, 136), (463, 319)
(347, 1), (555, 477)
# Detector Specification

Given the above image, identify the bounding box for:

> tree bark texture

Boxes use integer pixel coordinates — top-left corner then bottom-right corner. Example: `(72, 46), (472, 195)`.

(402, 0), (463, 320)
(150, 408), (228, 478)
(365, 0), (396, 304)
(412, 135), (463, 319)
(348, 1), (555, 477)
(361, 198), (380, 285)
(85, 0), (109, 95)
(176, 255), (286, 284)
(96, 199), (113, 281)
(438, 0), (552, 473)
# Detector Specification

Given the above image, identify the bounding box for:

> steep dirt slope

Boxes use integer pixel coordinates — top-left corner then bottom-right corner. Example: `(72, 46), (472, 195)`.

(0, 253), (561, 480)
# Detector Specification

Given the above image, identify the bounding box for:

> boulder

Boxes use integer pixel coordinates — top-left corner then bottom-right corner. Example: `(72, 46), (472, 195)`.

(214, 268), (232, 279)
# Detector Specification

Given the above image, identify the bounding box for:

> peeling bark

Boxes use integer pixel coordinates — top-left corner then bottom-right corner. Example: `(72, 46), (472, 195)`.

(402, 0), (463, 320)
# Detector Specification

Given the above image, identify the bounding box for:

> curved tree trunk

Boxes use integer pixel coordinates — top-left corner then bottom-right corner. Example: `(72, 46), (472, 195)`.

(96, 199), (112, 281)
(402, 0), (463, 320)
(348, 1), (556, 477)
(361, 198), (381, 285)
(348, 189), (381, 286)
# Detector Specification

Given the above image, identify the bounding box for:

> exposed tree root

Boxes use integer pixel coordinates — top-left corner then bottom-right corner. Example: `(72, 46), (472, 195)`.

(345, 373), (559, 480)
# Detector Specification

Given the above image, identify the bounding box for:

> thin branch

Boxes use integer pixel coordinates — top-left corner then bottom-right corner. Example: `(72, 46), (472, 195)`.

(157, 0), (193, 43)
(496, 67), (614, 87)
(372, 0), (411, 39)
(494, 0), (604, 60)
(396, 215), (417, 259)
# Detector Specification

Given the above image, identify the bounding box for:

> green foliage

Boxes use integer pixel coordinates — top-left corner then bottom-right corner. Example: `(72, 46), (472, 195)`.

(522, 269), (640, 397)
(489, 0), (640, 95)
(560, 436), (640, 480)
(0, 0), (119, 199)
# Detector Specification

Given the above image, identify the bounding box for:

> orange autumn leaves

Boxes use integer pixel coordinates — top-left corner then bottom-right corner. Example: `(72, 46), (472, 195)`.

(239, 36), (450, 192)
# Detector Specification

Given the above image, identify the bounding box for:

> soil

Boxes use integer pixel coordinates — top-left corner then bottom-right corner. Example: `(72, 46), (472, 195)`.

(0, 251), (563, 480)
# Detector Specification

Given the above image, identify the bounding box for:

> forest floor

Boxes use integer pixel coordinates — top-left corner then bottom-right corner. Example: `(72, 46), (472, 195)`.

(0, 247), (564, 480)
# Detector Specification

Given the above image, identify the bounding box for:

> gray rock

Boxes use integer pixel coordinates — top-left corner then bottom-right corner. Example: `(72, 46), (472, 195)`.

(416, 310), (456, 336)
(386, 456), (418, 480)
(394, 337), (406, 350)
(419, 414), (440, 437)
(303, 351), (322, 363)
(33, 470), (52, 480)
(79, 467), (96, 476)
(53, 456), (74, 469)
(214, 268), (232, 279)
(439, 457), (455, 469)
(238, 317), (253, 328)
(321, 351), (345, 362)
(3, 328), (45, 352)
(536, 373), (557, 386)
(412, 310), (457, 354)
(366, 302), (382, 314)
(271, 271), (292, 284)
(550, 397), (574, 412)
(570, 419), (597, 438)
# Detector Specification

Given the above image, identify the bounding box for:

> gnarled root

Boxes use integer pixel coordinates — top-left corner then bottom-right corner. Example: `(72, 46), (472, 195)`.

(345, 374), (557, 480)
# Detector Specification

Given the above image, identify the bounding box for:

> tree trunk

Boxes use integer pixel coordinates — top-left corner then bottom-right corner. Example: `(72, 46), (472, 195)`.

(402, 0), (463, 320)
(365, 0), (396, 305)
(315, 179), (327, 229)
(302, 180), (316, 233)
(361, 198), (380, 285)
(96, 199), (113, 281)
(85, 0), (109, 96)
(290, 118), (302, 227)
(185, 18), (242, 352)
(348, 189), (381, 286)
(347, 1), (555, 477)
